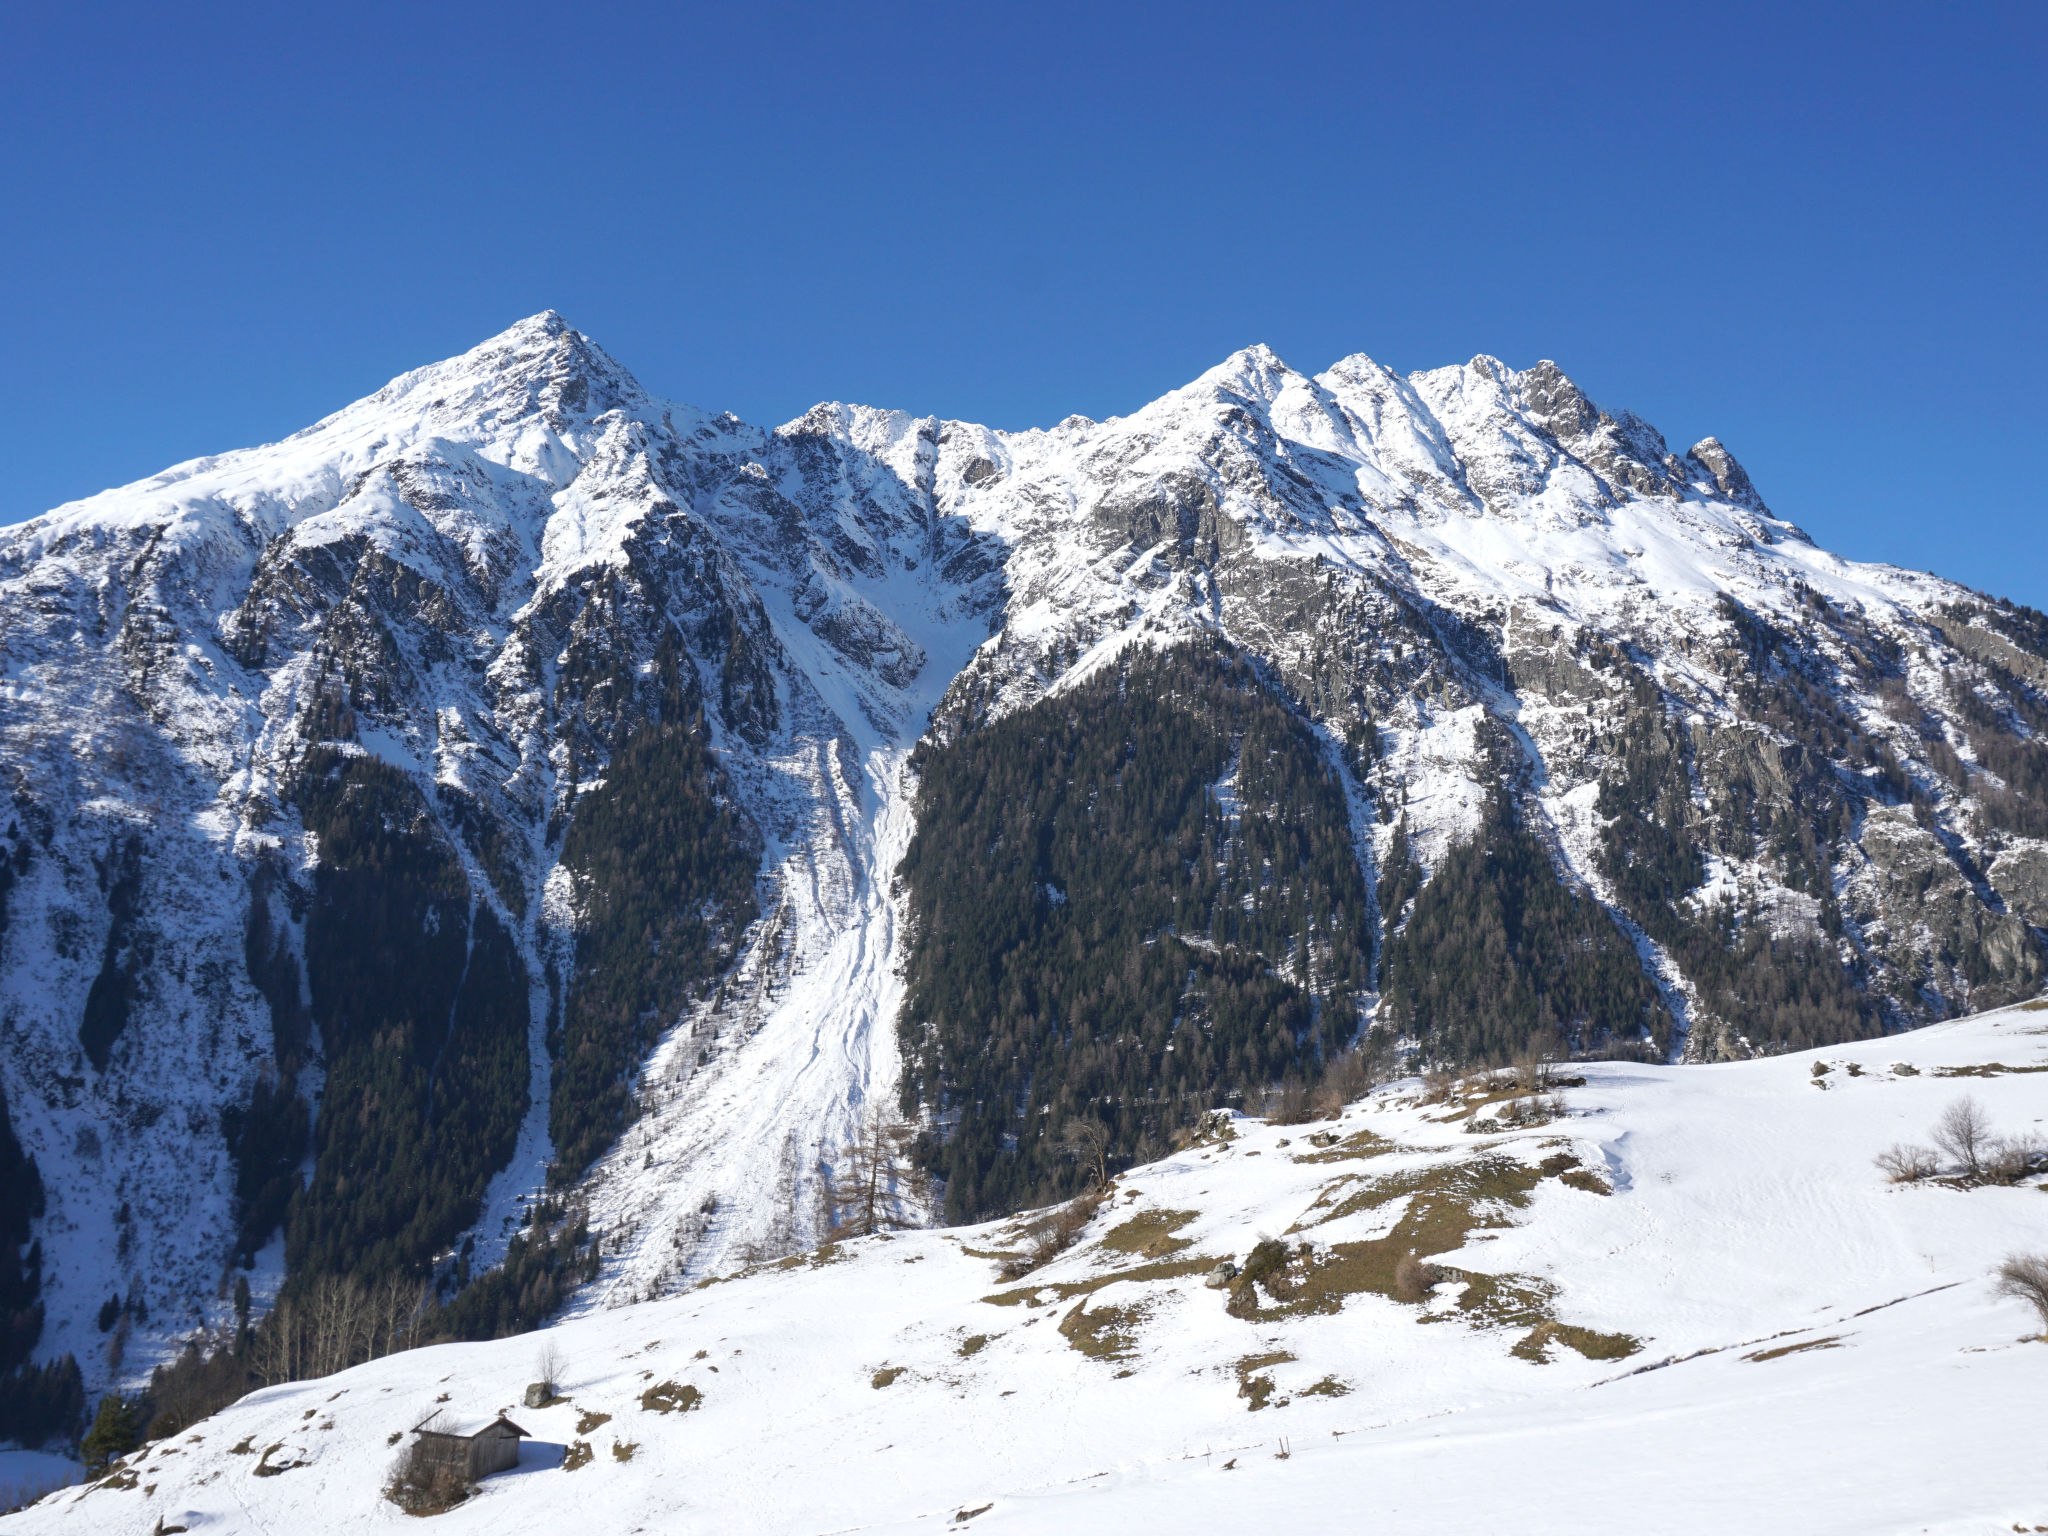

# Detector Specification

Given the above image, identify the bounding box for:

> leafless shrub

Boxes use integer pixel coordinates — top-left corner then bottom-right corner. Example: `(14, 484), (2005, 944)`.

(1932, 1096), (1992, 1180)
(1419, 1070), (1453, 1105)
(1311, 1042), (1385, 1116)
(384, 1424), (468, 1516)
(1993, 1252), (2048, 1334)
(1513, 1039), (1559, 1094)
(997, 1188), (1105, 1280)
(1984, 1135), (2042, 1186)
(1874, 1143), (1939, 1183)
(1264, 1078), (1313, 1126)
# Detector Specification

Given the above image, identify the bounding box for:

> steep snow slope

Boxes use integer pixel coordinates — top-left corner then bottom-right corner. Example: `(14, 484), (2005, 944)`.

(5, 314), (2047, 1405)
(7, 1003), (2044, 1534)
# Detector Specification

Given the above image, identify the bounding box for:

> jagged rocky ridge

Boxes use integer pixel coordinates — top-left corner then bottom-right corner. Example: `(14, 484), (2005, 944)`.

(1, 316), (2045, 1402)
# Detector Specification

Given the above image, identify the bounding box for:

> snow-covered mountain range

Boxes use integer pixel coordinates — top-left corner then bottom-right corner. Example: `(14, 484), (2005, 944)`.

(3, 313), (2045, 1402)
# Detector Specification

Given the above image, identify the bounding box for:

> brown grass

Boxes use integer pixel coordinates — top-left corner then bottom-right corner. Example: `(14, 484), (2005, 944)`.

(1097, 1209), (1199, 1258)
(1512, 1321), (1642, 1362)
(980, 1256), (1215, 1308)
(1745, 1335), (1844, 1362)
(1057, 1298), (1148, 1361)
(639, 1381), (703, 1414)
(1233, 1350), (1295, 1410)
(1290, 1130), (1396, 1165)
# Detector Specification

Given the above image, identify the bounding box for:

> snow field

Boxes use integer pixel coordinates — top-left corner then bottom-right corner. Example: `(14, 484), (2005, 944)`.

(9, 1002), (2044, 1535)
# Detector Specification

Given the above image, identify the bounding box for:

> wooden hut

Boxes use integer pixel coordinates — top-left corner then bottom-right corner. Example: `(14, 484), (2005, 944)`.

(409, 1414), (530, 1481)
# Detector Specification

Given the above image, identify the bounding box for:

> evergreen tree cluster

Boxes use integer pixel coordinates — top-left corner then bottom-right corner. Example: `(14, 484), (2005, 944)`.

(0, 1078), (45, 1373)
(896, 642), (1371, 1222)
(551, 634), (761, 1184)
(0, 1356), (83, 1449)
(1594, 693), (1871, 1054)
(437, 1200), (597, 1339)
(1379, 772), (1669, 1063)
(221, 858), (311, 1267)
(284, 747), (532, 1290)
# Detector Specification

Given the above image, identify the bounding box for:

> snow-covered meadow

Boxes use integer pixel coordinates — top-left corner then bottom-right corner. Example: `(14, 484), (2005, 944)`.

(8, 1002), (2044, 1535)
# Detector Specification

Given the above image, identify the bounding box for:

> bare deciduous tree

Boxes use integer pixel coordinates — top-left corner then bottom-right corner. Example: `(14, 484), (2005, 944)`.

(1058, 1118), (1111, 1190)
(252, 1273), (429, 1387)
(1933, 1095), (1992, 1179)
(829, 1100), (914, 1238)
(1993, 1252), (2048, 1334)
(536, 1337), (566, 1398)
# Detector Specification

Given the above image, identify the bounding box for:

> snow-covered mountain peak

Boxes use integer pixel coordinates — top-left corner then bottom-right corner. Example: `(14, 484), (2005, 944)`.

(1187, 341), (1303, 405)
(1685, 434), (1769, 512)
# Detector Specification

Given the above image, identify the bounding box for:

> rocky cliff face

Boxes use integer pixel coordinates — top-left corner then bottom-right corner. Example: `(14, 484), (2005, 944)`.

(1, 316), (2042, 1393)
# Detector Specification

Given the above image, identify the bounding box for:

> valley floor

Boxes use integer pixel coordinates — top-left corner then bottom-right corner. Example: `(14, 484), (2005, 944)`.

(7, 1004), (2046, 1535)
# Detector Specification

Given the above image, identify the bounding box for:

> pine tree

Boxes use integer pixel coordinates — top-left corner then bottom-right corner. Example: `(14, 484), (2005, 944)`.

(81, 1393), (141, 1473)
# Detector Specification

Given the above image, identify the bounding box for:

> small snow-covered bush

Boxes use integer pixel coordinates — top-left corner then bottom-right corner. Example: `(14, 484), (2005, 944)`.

(1874, 1143), (1939, 1183)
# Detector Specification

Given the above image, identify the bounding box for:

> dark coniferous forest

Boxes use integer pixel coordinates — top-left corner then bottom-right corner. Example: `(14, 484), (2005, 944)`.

(1377, 773), (1670, 1063)
(896, 643), (1373, 1221)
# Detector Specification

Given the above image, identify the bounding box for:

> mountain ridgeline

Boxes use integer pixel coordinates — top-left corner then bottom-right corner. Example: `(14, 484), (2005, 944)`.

(2, 315), (2047, 1420)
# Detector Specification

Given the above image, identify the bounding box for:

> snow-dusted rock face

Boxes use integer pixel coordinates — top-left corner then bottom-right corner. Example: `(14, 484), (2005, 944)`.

(1, 315), (2044, 1398)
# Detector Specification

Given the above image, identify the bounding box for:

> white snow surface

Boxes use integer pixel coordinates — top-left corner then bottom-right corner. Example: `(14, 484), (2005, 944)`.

(7, 1002), (2045, 1534)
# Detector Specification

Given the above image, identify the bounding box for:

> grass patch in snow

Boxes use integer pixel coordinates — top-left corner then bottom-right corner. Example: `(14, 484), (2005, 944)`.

(639, 1381), (702, 1414)
(1057, 1298), (1149, 1361)
(574, 1410), (611, 1435)
(1539, 1151), (1613, 1196)
(1932, 1062), (2048, 1077)
(1241, 1154), (1628, 1344)
(1290, 1129), (1396, 1164)
(870, 1367), (905, 1389)
(981, 1257), (1215, 1308)
(1096, 1209), (1199, 1258)
(1746, 1335), (1845, 1362)
(1233, 1352), (1295, 1410)
(1511, 1321), (1642, 1363)
(958, 1334), (992, 1358)
(563, 1440), (592, 1471)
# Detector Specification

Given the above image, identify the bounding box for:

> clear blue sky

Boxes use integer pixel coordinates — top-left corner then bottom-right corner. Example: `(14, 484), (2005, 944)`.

(5, 2), (2043, 606)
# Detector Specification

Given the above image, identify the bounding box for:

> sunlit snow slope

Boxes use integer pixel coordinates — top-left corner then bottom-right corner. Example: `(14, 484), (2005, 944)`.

(8, 1003), (2045, 1535)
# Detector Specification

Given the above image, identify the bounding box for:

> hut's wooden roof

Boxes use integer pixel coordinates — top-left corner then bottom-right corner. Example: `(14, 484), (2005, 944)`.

(411, 1413), (531, 1440)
